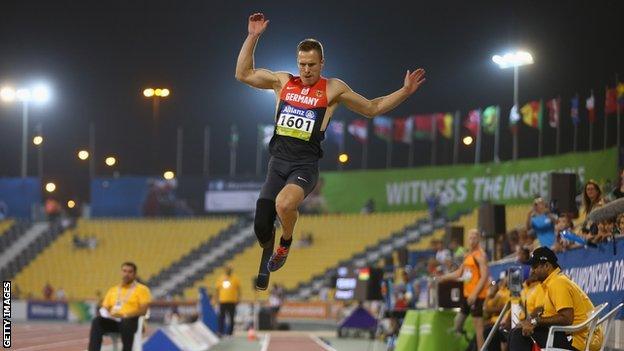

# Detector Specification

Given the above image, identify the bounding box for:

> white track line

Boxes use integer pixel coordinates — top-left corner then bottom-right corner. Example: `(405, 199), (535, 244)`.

(261, 333), (271, 351)
(309, 334), (337, 351)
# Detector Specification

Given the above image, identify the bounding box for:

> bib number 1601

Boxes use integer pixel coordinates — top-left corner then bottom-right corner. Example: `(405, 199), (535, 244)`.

(278, 115), (312, 131)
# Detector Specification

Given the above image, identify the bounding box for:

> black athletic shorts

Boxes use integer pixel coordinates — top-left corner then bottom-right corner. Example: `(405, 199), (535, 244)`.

(460, 298), (485, 317)
(258, 156), (319, 200)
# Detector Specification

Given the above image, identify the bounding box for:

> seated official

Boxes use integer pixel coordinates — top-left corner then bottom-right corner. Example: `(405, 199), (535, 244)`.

(482, 275), (511, 351)
(88, 262), (151, 351)
(509, 247), (602, 351)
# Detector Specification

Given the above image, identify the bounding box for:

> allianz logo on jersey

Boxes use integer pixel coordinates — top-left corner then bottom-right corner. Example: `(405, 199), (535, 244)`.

(282, 105), (317, 120)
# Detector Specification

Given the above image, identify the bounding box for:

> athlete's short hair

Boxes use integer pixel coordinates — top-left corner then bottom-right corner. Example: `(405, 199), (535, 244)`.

(297, 39), (324, 61)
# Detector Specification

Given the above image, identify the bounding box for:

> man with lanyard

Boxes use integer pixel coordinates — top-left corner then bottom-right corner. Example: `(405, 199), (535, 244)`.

(235, 13), (426, 286)
(509, 246), (603, 351)
(88, 262), (151, 351)
(438, 229), (490, 350)
(215, 266), (241, 336)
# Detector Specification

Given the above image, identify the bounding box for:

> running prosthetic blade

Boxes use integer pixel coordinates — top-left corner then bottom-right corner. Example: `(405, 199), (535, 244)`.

(255, 231), (275, 291)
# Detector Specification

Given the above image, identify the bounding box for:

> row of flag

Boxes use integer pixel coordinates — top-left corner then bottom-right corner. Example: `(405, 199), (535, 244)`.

(256, 83), (624, 147)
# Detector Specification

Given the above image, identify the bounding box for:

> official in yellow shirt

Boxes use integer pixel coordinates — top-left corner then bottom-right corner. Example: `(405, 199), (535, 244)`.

(215, 266), (241, 336)
(509, 247), (602, 351)
(88, 262), (151, 351)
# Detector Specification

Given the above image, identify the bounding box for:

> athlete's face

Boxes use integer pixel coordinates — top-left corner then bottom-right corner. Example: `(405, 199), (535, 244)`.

(297, 50), (323, 86)
(467, 229), (480, 250)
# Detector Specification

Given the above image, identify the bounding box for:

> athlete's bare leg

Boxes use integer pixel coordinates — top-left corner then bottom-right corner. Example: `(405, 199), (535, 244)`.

(473, 316), (485, 350)
(275, 184), (305, 240)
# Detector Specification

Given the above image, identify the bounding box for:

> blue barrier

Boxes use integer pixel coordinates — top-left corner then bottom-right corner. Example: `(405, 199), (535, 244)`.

(489, 238), (624, 319)
(0, 177), (40, 219)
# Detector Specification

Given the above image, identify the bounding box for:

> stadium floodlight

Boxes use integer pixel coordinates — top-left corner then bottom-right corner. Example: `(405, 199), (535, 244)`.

(78, 150), (90, 160)
(492, 50), (534, 161)
(491, 51), (533, 69)
(0, 87), (16, 102)
(32, 85), (51, 103)
(33, 135), (44, 146)
(45, 182), (56, 193)
(0, 82), (53, 177)
(143, 87), (171, 135)
(338, 153), (349, 163)
(105, 156), (116, 167)
(163, 170), (175, 180)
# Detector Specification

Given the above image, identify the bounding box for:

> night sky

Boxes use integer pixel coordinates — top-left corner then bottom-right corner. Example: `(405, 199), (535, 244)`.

(0, 0), (622, 204)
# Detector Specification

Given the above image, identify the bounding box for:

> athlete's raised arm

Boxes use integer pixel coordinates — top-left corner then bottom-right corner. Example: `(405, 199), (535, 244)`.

(333, 69), (426, 118)
(235, 13), (290, 90)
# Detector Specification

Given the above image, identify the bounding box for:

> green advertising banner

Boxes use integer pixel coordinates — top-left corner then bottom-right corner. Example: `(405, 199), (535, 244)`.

(395, 309), (474, 351)
(319, 148), (618, 214)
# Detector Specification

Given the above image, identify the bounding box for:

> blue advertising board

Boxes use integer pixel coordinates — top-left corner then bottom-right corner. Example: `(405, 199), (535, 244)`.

(489, 238), (624, 319)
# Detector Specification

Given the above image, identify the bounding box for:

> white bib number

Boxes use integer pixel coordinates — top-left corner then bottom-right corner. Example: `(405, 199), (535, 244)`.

(276, 110), (316, 141)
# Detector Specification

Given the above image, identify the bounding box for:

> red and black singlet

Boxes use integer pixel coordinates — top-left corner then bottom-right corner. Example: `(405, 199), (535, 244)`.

(268, 76), (329, 162)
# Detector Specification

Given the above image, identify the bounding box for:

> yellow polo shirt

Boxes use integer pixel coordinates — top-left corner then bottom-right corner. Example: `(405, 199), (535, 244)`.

(541, 268), (603, 351)
(525, 281), (545, 317)
(215, 274), (240, 303)
(102, 282), (151, 317)
(486, 286), (511, 324)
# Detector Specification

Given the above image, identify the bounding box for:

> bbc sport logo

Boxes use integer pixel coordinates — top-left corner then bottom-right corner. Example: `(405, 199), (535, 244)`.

(3, 280), (11, 348)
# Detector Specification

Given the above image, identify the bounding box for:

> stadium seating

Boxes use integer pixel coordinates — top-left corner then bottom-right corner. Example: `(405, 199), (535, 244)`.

(13, 217), (235, 300)
(185, 211), (427, 301)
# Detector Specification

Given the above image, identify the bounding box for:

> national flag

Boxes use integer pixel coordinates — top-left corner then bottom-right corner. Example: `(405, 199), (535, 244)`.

(436, 113), (453, 139)
(617, 83), (624, 107)
(230, 124), (239, 147)
(326, 120), (345, 149)
(481, 106), (499, 134)
(605, 87), (617, 115)
(509, 105), (520, 133)
(546, 98), (560, 128)
(463, 109), (480, 136)
(373, 116), (393, 141)
(520, 100), (543, 129)
(258, 124), (274, 148)
(348, 119), (368, 144)
(586, 93), (595, 123)
(412, 115), (433, 139)
(570, 95), (580, 126)
(393, 116), (413, 143)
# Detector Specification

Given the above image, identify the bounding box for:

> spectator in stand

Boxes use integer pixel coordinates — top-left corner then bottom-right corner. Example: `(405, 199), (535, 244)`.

(361, 198), (376, 214)
(55, 287), (67, 301)
(526, 197), (557, 249)
(580, 180), (605, 223)
(432, 239), (451, 266)
(448, 237), (466, 263)
(617, 213), (624, 235)
(552, 214), (581, 252)
(43, 282), (54, 300)
(608, 169), (624, 201)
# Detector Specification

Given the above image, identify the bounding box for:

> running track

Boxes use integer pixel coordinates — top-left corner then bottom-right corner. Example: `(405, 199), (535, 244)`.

(262, 333), (336, 351)
(10, 323), (333, 351)
(10, 322), (153, 351)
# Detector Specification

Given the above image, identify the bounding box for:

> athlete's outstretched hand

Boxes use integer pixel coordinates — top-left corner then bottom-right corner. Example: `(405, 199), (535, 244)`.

(248, 13), (269, 36)
(403, 68), (426, 95)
